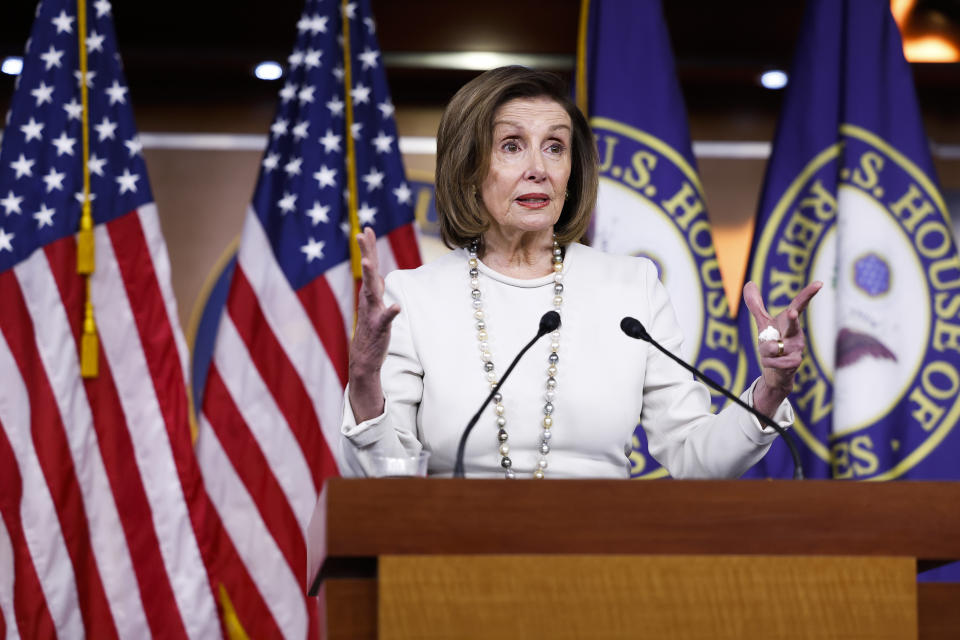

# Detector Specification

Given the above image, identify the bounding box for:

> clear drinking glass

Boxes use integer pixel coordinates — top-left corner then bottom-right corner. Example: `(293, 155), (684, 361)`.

(368, 450), (430, 477)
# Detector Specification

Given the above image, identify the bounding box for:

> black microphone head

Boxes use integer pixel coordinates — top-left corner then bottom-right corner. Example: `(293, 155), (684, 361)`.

(539, 310), (561, 335)
(620, 316), (649, 341)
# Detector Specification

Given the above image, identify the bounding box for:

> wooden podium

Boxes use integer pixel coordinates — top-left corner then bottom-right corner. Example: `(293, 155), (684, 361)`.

(307, 479), (960, 639)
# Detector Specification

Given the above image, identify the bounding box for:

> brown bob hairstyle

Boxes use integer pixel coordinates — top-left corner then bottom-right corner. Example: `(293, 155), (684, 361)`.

(435, 66), (598, 249)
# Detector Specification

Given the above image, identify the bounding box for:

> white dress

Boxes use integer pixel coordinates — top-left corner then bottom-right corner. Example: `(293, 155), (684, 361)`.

(340, 243), (792, 479)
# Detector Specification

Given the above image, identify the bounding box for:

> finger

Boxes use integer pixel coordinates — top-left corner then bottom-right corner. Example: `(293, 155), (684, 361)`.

(780, 308), (802, 338)
(788, 280), (823, 315)
(742, 281), (772, 328)
(357, 230), (382, 286)
(357, 227), (380, 271)
(381, 303), (401, 326)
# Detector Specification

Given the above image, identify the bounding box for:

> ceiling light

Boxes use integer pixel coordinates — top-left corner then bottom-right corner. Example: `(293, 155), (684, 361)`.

(254, 61), (283, 81)
(2, 56), (24, 76)
(760, 69), (788, 90)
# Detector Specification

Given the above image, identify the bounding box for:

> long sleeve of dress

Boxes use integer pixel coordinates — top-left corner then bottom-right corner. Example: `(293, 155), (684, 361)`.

(340, 273), (424, 476)
(636, 264), (791, 478)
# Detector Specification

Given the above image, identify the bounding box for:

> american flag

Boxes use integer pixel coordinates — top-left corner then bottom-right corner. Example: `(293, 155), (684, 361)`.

(0, 1), (223, 638)
(195, 0), (420, 636)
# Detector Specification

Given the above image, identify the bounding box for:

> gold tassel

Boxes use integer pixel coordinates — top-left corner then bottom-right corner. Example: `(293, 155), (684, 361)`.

(77, 202), (95, 274)
(80, 280), (98, 378)
(218, 584), (252, 640)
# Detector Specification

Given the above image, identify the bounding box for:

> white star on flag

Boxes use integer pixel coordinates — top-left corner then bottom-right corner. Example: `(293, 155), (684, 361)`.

(304, 49), (322, 69)
(351, 83), (371, 105)
(40, 46), (64, 70)
(362, 168), (385, 191)
(1, 191), (23, 215)
(31, 82), (54, 107)
(94, 0), (112, 18)
(42, 168), (66, 192)
(73, 191), (97, 204)
(52, 131), (76, 156)
(319, 129), (341, 153)
(332, 65), (345, 82)
(310, 15), (329, 33)
(74, 69), (96, 88)
(351, 122), (363, 140)
(306, 201), (330, 225)
(94, 116), (117, 141)
(278, 192), (297, 213)
(314, 165), (337, 188)
(115, 168), (140, 194)
(393, 182), (413, 205)
(33, 204), (55, 228)
(284, 157), (303, 176)
(377, 100), (395, 118)
(292, 120), (310, 140)
(364, 17), (376, 33)
(271, 118), (289, 137)
(288, 50), (304, 69)
(124, 136), (143, 157)
(63, 98), (82, 120)
(88, 154), (107, 176)
(300, 237), (325, 262)
(86, 31), (105, 53)
(105, 80), (128, 105)
(10, 154), (35, 179)
(51, 10), (74, 34)
(371, 131), (393, 153)
(262, 153), (280, 172)
(357, 202), (377, 226)
(326, 97), (345, 117)
(279, 83), (297, 103)
(20, 118), (44, 142)
(0, 228), (13, 252)
(298, 85), (316, 104)
(358, 48), (379, 70)
(344, 2), (357, 19)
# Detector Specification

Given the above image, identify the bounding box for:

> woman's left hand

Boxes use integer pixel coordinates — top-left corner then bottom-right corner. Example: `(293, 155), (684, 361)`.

(742, 280), (822, 416)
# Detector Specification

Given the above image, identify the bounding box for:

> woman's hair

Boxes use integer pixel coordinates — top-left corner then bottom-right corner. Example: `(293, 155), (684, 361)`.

(434, 66), (598, 248)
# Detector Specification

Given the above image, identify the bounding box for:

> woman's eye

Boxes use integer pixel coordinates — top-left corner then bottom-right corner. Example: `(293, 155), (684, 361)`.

(547, 143), (564, 154)
(502, 141), (519, 152)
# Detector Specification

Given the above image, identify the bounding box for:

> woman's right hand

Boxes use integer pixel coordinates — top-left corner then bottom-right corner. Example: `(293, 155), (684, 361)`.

(348, 227), (401, 422)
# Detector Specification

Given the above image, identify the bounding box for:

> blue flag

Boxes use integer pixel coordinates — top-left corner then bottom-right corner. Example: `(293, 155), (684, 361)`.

(582, 0), (745, 479)
(739, 0), (960, 483)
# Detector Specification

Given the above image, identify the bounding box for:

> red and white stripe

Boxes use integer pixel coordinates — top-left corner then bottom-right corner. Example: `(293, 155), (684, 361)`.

(197, 208), (419, 637)
(0, 207), (222, 639)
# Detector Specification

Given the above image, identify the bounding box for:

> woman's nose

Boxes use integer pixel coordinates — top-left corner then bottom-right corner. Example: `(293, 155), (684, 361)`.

(523, 153), (547, 181)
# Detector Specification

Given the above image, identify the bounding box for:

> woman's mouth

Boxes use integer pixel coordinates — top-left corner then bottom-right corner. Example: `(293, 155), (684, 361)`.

(515, 193), (550, 209)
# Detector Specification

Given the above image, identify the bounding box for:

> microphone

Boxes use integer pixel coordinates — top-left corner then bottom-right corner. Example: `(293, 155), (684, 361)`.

(453, 311), (561, 478)
(620, 316), (805, 480)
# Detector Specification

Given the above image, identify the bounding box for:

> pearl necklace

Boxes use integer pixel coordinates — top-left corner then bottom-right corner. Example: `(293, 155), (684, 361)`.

(467, 238), (564, 479)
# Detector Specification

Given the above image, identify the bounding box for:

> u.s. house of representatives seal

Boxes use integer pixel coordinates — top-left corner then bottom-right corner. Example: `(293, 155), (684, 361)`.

(749, 125), (960, 479)
(591, 117), (747, 478)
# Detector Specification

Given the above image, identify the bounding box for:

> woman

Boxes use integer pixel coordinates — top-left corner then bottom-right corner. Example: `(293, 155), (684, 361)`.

(342, 66), (819, 479)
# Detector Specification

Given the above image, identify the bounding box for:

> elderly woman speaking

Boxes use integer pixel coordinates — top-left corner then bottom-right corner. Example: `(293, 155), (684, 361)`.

(341, 66), (819, 479)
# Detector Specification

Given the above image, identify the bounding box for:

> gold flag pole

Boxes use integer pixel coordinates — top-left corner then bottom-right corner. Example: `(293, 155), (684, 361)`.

(77, 0), (98, 378)
(576, 0), (591, 118)
(342, 0), (362, 288)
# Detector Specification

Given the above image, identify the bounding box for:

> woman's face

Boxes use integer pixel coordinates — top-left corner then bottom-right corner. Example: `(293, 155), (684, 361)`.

(480, 96), (572, 237)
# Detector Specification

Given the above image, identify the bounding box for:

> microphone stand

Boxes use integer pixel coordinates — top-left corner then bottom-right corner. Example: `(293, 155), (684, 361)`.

(621, 317), (804, 480)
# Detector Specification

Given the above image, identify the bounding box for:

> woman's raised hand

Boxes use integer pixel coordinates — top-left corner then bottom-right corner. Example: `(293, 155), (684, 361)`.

(348, 227), (401, 421)
(742, 280), (822, 417)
